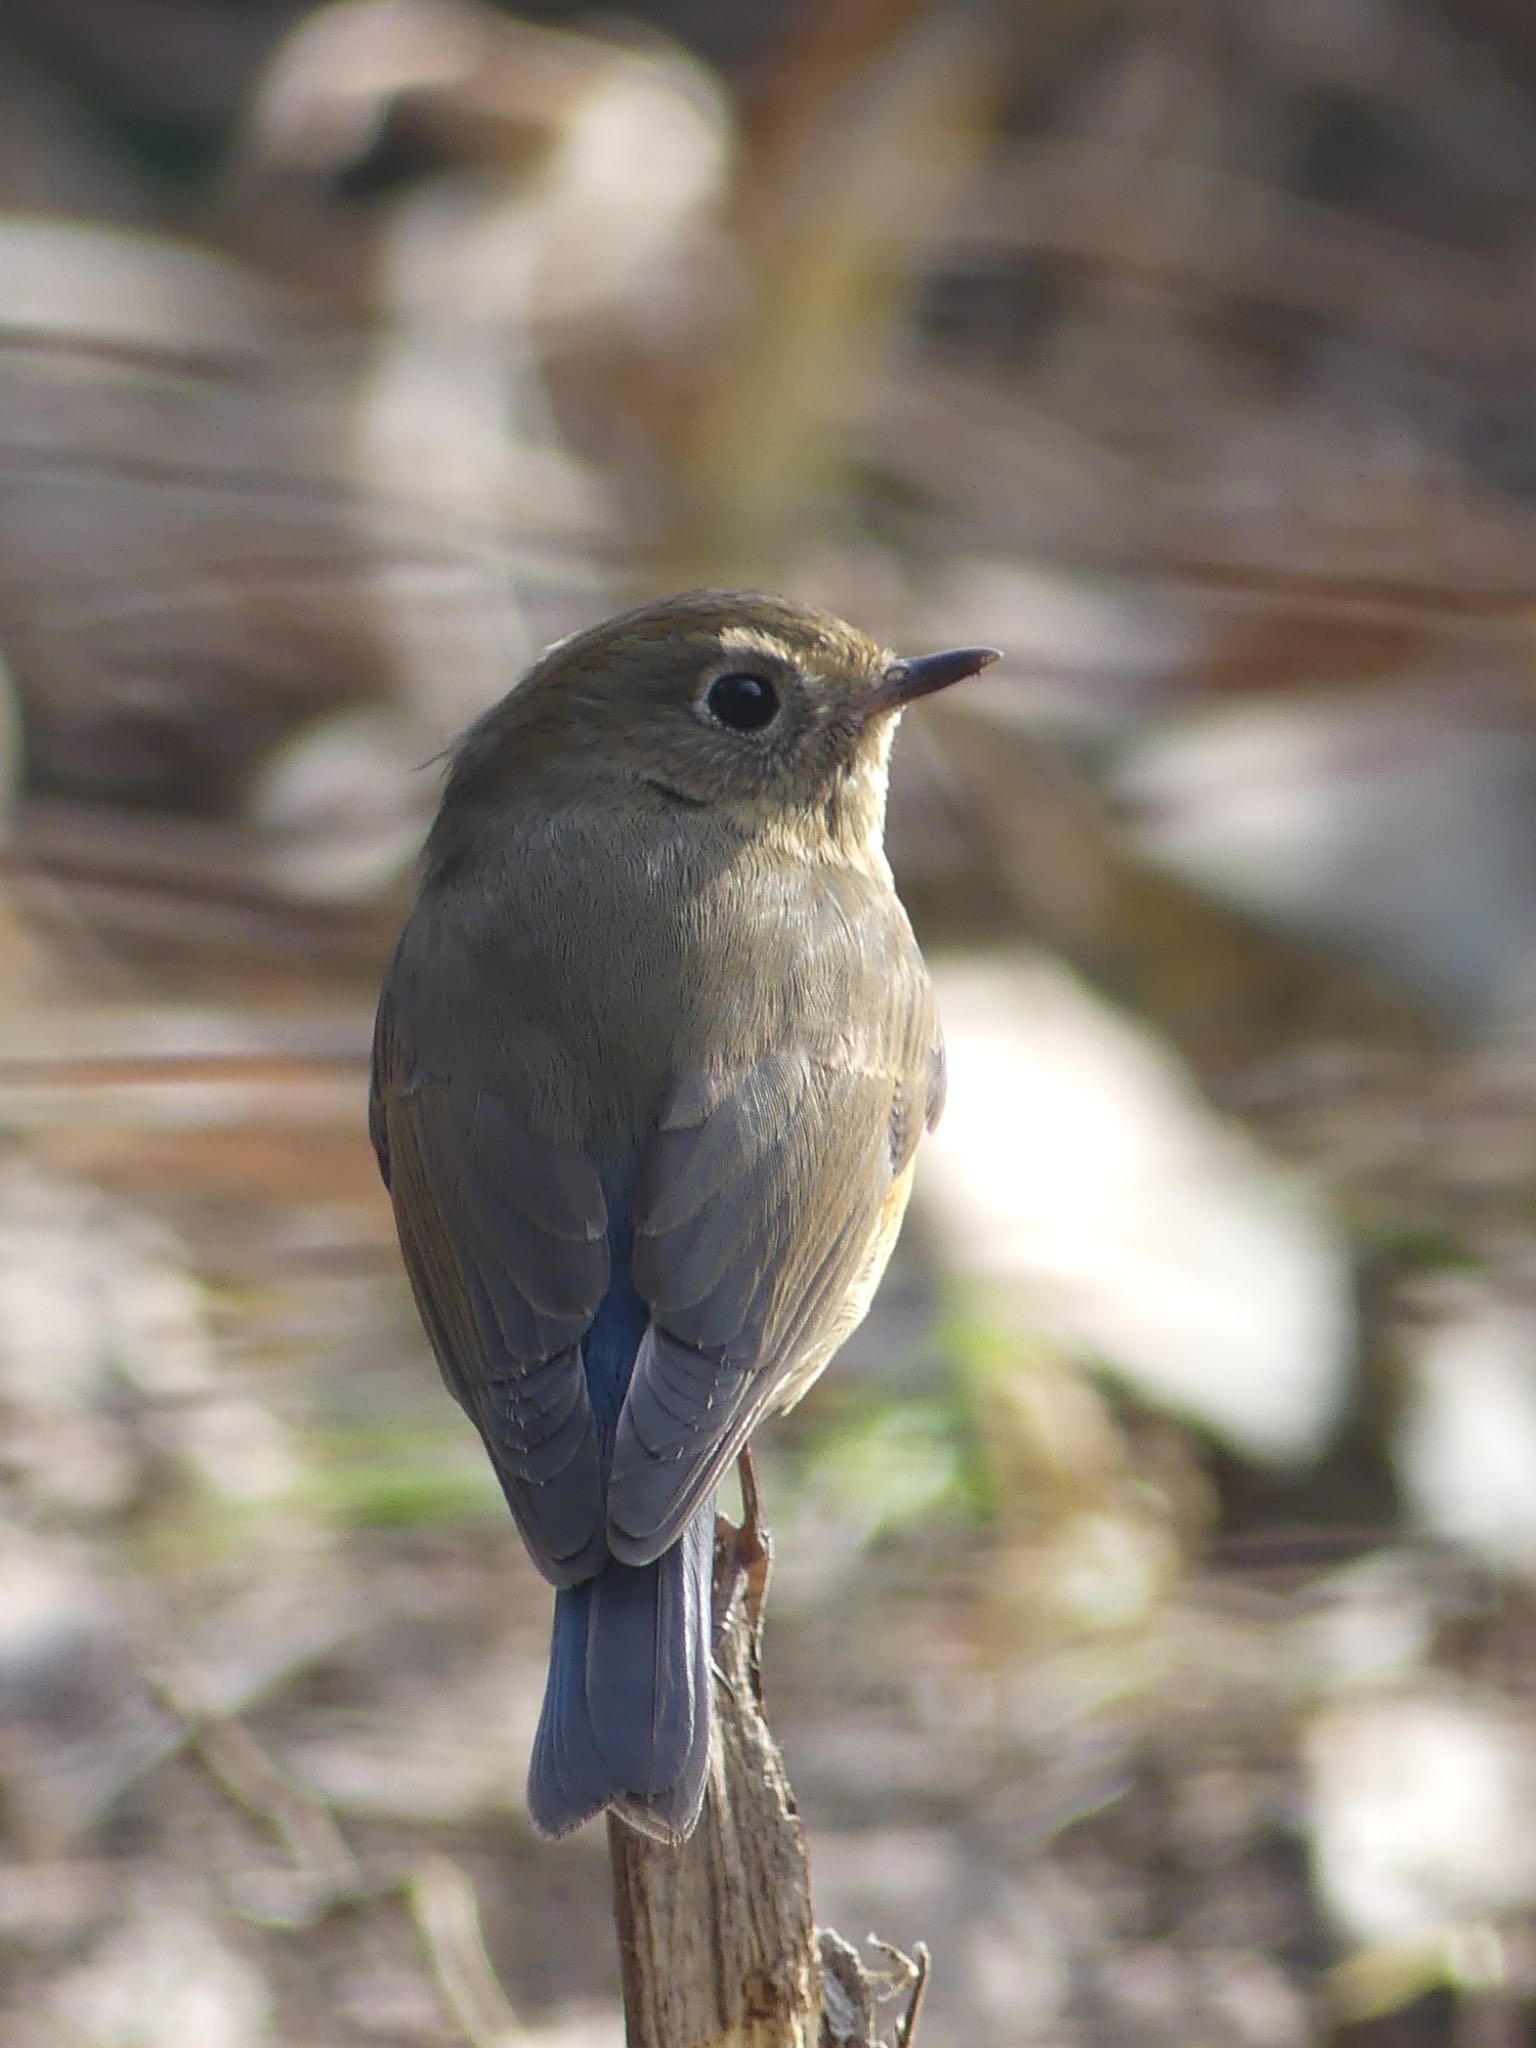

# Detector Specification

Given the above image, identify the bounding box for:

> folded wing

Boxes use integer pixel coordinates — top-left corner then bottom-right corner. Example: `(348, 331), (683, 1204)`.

(371, 997), (610, 1584)
(608, 894), (942, 1566)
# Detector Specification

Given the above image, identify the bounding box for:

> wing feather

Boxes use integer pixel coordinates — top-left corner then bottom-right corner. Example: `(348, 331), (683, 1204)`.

(370, 998), (610, 1584)
(607, 890), (939, 1565)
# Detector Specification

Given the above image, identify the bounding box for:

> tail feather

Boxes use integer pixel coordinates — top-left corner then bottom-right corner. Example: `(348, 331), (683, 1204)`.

(528, 1500), (712, 1843)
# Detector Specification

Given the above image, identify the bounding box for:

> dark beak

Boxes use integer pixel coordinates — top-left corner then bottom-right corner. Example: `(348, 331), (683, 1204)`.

(866, 645), (1001, 715)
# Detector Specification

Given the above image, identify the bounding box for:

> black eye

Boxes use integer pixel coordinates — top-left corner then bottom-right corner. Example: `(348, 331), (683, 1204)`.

(704, 670), (779, 732)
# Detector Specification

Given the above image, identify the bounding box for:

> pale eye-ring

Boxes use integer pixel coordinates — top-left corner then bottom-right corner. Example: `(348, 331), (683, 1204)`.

(702, 670), (780, 733)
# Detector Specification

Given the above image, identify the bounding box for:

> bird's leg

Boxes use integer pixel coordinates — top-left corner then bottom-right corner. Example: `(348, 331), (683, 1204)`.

(712, 1444), (772, 1654)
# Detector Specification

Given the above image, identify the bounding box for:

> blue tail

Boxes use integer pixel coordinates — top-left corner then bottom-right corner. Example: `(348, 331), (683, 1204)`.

(527, 1499), (713, 1843)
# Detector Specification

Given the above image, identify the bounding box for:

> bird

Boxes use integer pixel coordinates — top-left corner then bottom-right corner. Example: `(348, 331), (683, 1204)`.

(369, 589), (999, 1843)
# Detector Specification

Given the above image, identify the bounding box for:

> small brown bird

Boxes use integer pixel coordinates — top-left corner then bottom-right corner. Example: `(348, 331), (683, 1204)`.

(370, 591), (998, 1841)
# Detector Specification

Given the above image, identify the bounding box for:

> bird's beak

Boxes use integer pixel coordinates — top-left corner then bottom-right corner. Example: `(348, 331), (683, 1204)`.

(864, 645), (1002, 718)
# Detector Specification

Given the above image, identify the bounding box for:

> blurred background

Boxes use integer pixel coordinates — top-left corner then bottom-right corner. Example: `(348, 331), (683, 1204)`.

(5, 0), (1536, 2042)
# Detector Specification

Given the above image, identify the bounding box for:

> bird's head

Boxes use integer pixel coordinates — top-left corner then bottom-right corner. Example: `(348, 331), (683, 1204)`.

(436, 589), (999, 862)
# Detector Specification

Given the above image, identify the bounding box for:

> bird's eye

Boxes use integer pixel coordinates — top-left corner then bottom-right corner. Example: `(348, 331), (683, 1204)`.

(703, 671), (779, 733)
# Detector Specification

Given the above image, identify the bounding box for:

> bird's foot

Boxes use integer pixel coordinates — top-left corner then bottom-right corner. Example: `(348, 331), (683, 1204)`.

(712, 1444), (772, 1657)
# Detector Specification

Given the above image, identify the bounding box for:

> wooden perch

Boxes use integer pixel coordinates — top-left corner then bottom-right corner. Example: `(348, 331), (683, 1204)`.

(607, 1510), (929, 2048)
